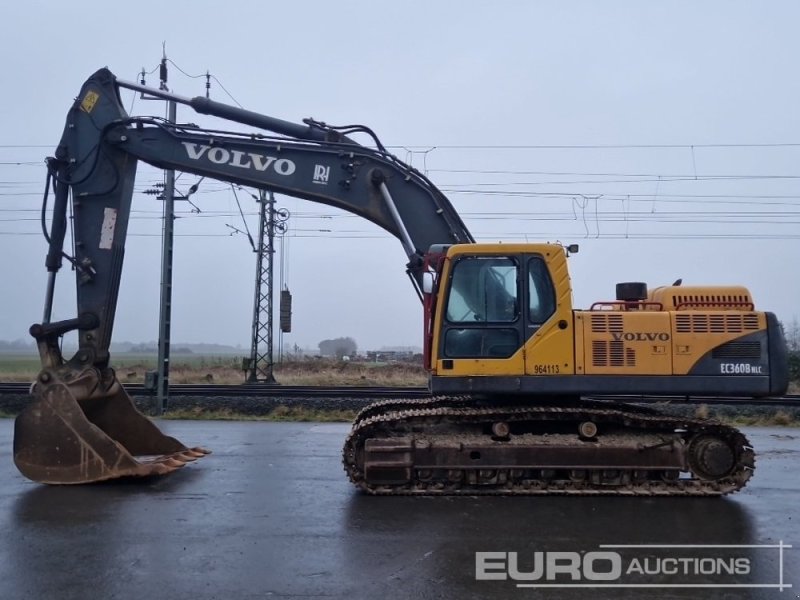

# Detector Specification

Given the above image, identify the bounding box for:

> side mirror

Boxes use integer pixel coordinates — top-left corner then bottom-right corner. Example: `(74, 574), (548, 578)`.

(422, 271), (435, 294)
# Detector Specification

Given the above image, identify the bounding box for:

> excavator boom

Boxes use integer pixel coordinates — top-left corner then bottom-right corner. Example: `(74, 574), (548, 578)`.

(15, 68), (473, 484)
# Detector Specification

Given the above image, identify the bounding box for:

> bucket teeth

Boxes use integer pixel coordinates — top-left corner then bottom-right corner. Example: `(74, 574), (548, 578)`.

(13, 376), (210, 485)
(173, 452), (198, 463)
(159, 458), (189, 470)
(188, 447), (212, 457)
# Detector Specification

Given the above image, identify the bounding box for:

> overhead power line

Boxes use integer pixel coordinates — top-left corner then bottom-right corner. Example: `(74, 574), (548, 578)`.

(429, 168), (800, 178)
(439, 175), (800, 186)
(389, 142), (800, 150)
(3, 230), (800, 240)
(165, 58), (244, 108)
(5, 141), (800, 150)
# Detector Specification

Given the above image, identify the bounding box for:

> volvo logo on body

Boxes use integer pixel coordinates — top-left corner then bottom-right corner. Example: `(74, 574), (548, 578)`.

(611, 332), (670, 342)
(182, 142), (296, 176)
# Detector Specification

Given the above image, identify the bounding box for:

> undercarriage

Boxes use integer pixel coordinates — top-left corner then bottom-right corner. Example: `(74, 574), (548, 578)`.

(343, 397), (754, 496)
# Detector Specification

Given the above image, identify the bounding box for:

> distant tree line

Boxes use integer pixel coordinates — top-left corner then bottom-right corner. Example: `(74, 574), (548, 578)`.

(125, 343), (194, 354)
(0, 339), (34, 352)
(318, 337), (357, 359)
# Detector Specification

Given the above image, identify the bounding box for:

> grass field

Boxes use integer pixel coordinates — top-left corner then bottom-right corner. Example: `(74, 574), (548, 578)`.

(0, 353), (428, 386)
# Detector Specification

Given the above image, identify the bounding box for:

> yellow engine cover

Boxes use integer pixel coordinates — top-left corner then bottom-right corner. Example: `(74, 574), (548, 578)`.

(648, 285), (754, 312)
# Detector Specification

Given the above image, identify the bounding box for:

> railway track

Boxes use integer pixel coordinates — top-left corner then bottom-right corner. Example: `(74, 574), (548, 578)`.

(0, 381), (797, 405)
(0, 382), (431, 398)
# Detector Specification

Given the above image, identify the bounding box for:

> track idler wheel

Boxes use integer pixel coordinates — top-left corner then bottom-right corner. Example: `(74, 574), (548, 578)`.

(688, 435), (736, 480)
(13, 374), (209, 484)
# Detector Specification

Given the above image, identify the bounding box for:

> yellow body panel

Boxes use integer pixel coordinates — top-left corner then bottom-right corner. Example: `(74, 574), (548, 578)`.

(574, 309), (765, 375)
(576, 310), (673, 375)
(670, 311), (764, 374)
(435, 352), (527, 376)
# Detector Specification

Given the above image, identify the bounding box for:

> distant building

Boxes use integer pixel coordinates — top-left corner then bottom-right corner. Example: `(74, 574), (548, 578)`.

(365, 350), (418, 363)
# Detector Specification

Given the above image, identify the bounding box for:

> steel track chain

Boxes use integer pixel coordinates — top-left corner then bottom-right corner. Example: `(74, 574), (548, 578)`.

(342, 398), (754, 497)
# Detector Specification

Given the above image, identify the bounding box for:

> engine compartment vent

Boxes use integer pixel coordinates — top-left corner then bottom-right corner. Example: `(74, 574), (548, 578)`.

(592, 340), (636, 367)
(711, 341), (762, 359)
(675, 314), (760, 334)
(590, 314), (624, 334)
(648, 285), (754, 311)
(672, 293), (753, 311)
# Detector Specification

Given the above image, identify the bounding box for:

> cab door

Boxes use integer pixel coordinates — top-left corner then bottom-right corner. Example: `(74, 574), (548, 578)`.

(523, 253), (576, 376)
(436, 255), (527, 376)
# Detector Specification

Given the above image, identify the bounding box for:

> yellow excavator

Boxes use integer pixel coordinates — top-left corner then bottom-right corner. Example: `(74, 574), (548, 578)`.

(14, 68), (788, 495)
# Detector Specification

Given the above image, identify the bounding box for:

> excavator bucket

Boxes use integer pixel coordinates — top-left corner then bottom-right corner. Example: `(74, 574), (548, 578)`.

(13, 379), (209, 484)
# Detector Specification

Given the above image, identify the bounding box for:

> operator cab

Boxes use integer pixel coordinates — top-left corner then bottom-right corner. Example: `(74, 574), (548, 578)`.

(423, 243), (576, 378)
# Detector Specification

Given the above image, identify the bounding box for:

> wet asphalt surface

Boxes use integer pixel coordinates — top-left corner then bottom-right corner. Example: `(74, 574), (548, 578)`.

(0, 420), (797, 600)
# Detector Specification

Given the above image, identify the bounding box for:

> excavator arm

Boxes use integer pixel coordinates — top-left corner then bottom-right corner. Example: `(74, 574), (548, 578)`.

(16, 68), (473, 484)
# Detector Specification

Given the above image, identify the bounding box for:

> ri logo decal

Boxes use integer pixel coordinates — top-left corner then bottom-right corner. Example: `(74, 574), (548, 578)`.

(313, 164), (330, 185)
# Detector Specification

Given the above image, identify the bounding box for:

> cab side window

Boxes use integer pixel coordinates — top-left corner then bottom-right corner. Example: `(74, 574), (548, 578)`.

(528, 257), (556, 324)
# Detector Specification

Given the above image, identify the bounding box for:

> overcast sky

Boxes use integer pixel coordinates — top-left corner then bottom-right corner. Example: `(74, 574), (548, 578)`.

(1, 1), (798, 353)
